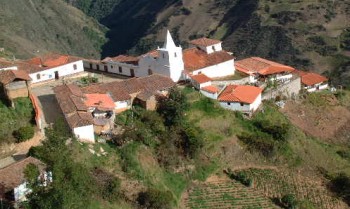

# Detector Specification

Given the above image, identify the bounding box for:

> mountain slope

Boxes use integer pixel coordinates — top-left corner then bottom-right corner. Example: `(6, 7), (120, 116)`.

(92, 0), (349, 87)
(0, 0), (106, 59)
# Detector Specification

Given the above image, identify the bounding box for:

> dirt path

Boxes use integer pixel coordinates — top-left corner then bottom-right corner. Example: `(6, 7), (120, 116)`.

(14, 131), (44, 155)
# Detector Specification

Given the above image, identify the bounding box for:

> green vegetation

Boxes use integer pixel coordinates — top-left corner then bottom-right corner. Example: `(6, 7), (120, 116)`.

(0, 98), (34, 144)
(79, 76), (99, 86)
(13, 125), (35, 142)
(0, 0), (106, 59)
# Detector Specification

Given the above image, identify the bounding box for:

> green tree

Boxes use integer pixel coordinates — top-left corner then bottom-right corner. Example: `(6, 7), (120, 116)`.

(157, 87), (188, 126)
(13, 126), (35, 142)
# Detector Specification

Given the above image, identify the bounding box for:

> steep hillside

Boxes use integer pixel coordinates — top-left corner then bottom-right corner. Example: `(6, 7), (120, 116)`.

(0, 0), (106, 59)
(86, 0), (349, 87)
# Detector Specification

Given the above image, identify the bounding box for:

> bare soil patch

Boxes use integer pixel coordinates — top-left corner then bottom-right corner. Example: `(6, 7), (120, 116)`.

(281, 100), (350, 142)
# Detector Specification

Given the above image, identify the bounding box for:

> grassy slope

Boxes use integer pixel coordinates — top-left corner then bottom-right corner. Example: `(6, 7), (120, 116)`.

(0, 0), (106, 59)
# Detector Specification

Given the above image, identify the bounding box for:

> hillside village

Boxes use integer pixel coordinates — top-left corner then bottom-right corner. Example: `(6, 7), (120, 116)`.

(0, 30), (343, 208)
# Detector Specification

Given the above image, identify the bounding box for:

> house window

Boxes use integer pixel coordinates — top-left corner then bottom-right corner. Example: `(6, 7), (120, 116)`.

(119, 66), (122, 73)
(148, 69), (153, 75)
(198, 71), (202, 74)
(212, 46), (216, 51)
(111, 65), (113, 69)
(36, 74), (41, 80)
(174, 52), (177, 57)
(227, 102), (231, 106)
(162, 53), (165, 59)
(73, 64), (77, 70)
(240, 103), (244, 106)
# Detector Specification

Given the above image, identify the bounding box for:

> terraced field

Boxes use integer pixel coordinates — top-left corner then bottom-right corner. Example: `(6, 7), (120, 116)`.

(239, 169), (346, 209)
(185, 179), (278, 209)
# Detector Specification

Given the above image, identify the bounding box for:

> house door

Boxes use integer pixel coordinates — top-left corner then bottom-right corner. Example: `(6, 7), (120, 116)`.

(89, 63), (92, 69)
(54, 71), (59, 80)
(104, 65), (108, 72)
(130, 69), (135, 77)
(97, 65), (100, 71)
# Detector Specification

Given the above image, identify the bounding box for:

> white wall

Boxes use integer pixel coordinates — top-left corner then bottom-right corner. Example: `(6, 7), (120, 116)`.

(0, 66), (18, 71)
(306, 83), (328, 92)
(205, 43), (223, 54)
(138, 56), (157, 77)
(200, 90), (218, 100)
(29, 60), (84, 83)
(192, 59), (235, 78)
(73, 125), (95, 143)
(115, 100), (130, 110)
(14, 182), (30, 202)
(107, 62), (138, 77)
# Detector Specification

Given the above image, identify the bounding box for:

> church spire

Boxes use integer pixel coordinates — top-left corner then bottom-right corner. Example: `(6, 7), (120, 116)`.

(163, 30), (177, 49)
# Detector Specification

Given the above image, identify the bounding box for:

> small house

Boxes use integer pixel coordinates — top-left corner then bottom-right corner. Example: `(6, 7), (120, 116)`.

(218, 85), (263, 114)
(297, 71), (328, 92)
(189, 73), (212, 89)
(0, 157), (49, 205)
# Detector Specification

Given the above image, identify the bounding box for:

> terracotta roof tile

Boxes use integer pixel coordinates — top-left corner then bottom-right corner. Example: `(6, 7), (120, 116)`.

(235, 57), (295, 76)
(300, 72), (328, 86)
(85, 94), (115, 110)
(141, 50), (159, 58)
(105, 55), (139, 65)
(218, 85), (262, 104)
(190, 74), (212, 84)
(138, 74), (176, 92)
(183, 48), (234, 72)
(190, 38), (222, 47)
(201, 85), (220, 94)
(54, 84), (93, 129)
(66, 112), (93, 129)
(0, 70), (31, 85)
(0, 157), (45, 192)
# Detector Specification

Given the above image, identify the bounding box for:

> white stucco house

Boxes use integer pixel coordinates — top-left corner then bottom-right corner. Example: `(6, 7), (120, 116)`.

(189, 73), (212, 89)
(24, 54), (85, 84)
(184, 38), (236, 78)
(218, 85), (263, 113)
(87, 31), (236, 83)
(297, 70), (329, 92)
(0, 157), (51, 205)
(235, 57), (295, 84)
(200, 85), (221, 100)
(54, 84), (96, 143)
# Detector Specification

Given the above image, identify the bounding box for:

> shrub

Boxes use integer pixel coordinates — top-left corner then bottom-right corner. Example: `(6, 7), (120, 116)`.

(137, 188), (173, 209)
(13, 126), (35, 142)
(281, 194), (298, 209)
(329, 172), (350, 205)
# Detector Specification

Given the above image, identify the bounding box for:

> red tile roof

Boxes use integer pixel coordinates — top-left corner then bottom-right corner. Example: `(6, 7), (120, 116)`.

(190, 38), (222, 47)
(103, 55), (139, 65)
(141, 50), (159, 58)
(190, 74), (212, 84)
(0, 157), (45, 192)
(300, 72), (328, 86)
(0, 70), (31, 85)
(85, 94), (115, 110)
(54, 84), (93, 129)
(183, 48), (234, 72)
(218, 85), (262, 104)
(23, 53), (82, 72)
(82, 74), (175, 102)
(235, 57), (295, 76)
(201, 85), (220, 94)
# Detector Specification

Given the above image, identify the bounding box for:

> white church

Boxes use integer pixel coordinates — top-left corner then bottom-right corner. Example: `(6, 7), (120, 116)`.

(86, 30), (236, 82)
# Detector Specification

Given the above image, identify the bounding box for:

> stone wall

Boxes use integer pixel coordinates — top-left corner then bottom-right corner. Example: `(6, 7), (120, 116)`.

(262, 76), (301, 100)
